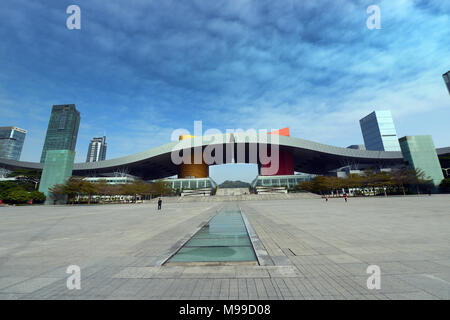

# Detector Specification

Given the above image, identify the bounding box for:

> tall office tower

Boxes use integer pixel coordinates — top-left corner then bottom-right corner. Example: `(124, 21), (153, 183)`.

(359, 110), (401, 151)
(443, 71), (450, 95)
(40, 104), (80, 163)
(0, 126), (27, 160)
(86, 136), (107, 162)
(399, 135), (444, 188)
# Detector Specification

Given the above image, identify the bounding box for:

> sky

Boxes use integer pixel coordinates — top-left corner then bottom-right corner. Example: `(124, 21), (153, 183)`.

(0, 0), (449, 183)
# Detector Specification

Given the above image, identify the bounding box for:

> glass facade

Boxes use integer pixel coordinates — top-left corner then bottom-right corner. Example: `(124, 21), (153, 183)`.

(38, 150), (76, 204)
(443, 71), (450, 95)
(399, 135), (444, 187)
(40, 104), (80, 163)
(359, 110), (401, 151)
(251, 174), (314, 188)
(0, 127), (27, 160)
(164, 177), (217, 190)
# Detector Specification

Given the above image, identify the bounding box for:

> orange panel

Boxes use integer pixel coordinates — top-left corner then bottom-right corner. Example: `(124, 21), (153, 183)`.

(268, 127), (290, 136)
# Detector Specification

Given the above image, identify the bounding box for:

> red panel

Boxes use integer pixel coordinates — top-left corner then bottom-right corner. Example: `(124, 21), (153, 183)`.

(259, 127), (294, 176)
(259, 149), (294, 176)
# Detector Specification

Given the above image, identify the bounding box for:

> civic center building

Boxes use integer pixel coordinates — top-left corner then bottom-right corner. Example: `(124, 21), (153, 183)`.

(0, 105), (448, 203)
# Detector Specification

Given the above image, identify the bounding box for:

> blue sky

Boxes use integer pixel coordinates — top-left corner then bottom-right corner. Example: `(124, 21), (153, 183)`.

(1, 0), (449, 183)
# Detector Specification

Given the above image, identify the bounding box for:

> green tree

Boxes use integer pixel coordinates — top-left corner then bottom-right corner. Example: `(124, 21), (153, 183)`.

(48, 184), (66, 204)
(82, 181), (98, 204)
(152, 180), (172, 196)
(296, 180), (314, 192)
(5, 188), (31, 204)
(310, 176), (331, 195)
(30, 190), (46, 203)
(391, 169), (409, 195)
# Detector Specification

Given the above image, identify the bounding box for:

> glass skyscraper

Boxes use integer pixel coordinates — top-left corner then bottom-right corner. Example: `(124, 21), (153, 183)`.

(399, 135), (444, 188)
(443, 71), (450, 95)
(359, 110), (401, 151)
(0, 126), (27, 160)
(86, 136), (107, 162)
(40, 104), (80, 163)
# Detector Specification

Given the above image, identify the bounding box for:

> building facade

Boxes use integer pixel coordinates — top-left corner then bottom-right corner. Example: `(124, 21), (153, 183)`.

(443, 71), (450, 95)
(38, 150), (76, 204)
(86, 136), (107, 162)
(399, 135), (444, 188)
(0, 127), (27, 160)
(360, 110), (401, 151)
(40, 104), (80, 163)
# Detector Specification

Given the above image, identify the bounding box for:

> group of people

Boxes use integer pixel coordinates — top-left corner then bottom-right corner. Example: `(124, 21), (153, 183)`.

(324, 193), (348, 202)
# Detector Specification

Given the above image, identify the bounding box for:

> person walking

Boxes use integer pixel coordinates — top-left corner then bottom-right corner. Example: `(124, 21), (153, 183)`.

(325, 195), (328, 202)
(343, 193), (348, 203)
(157, 197), (162, 211)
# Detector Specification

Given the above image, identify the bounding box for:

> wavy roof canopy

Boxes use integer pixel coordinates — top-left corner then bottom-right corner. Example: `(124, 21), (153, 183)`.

(1, 133), (448, 180)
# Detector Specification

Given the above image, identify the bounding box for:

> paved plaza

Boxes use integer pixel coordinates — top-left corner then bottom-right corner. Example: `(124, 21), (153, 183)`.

(0, 195), (449, 300)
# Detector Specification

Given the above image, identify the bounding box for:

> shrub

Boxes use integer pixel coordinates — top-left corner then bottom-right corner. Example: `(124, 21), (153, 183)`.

(30, 190), (46, 203)
(5, 188), (31, 204)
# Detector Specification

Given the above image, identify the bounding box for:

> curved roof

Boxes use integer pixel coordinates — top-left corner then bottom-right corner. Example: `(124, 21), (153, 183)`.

(1, 133), (448, 179)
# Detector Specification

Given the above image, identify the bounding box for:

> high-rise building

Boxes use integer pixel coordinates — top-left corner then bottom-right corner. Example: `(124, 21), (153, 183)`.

(0, 126), (27, 160)
(347, 144), (366, 150)
(86, 136), (107, 162)
(399, 135), (444, 188)
(40, 104), (80, 163)
(359, 110), (401, 151)
(443, 71), (450, 95)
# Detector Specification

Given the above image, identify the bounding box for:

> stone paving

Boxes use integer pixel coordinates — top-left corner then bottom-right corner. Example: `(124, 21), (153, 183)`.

(0, 195), (449, 300)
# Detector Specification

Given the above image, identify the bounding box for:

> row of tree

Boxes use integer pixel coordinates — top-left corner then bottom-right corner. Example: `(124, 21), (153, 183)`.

(296, 168), (435, 196)
(49, 177), (173, 204)
(0, 180), (46, 204)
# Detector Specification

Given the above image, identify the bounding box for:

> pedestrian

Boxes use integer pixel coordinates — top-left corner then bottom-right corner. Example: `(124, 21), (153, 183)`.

(325, 195), (328, 202)
(343, 193), (348, 202)
(157, 197), (162, 210)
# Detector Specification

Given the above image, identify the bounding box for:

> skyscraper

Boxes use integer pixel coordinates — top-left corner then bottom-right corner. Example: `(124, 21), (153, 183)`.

(359, 110), (401, 152)
(0, 126), (27, 160)
(399, 135), (444, 188)
(443, 71), (450, 95)
(86, 136), (107, 162)
(40, 104), (80, 163)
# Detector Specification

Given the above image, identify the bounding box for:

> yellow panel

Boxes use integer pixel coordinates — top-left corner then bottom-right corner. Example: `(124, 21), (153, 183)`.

(179, 135), (195, 141)
(178, 152), (209, 178)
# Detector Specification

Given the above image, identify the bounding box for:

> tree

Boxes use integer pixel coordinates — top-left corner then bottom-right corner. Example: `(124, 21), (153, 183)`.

(30, 190), (46, 203)
(373, 171), (393, 196)
(5, 188), (31, 204)
(439, 178), (450, 193)
(311, 176), (331, 195)
(7, 169), (42, 189)
(296, 181), (314, 192)
(328, 176), (343, 197)
(120, 181), (153, 202)
(48, 183), (67, 204)
(151, 180), (172, 196)
(408, 168), (433, 194)
(79, 180), (98, 204)
(391, 169), (409, 195)
(63, 177), (84, 204)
